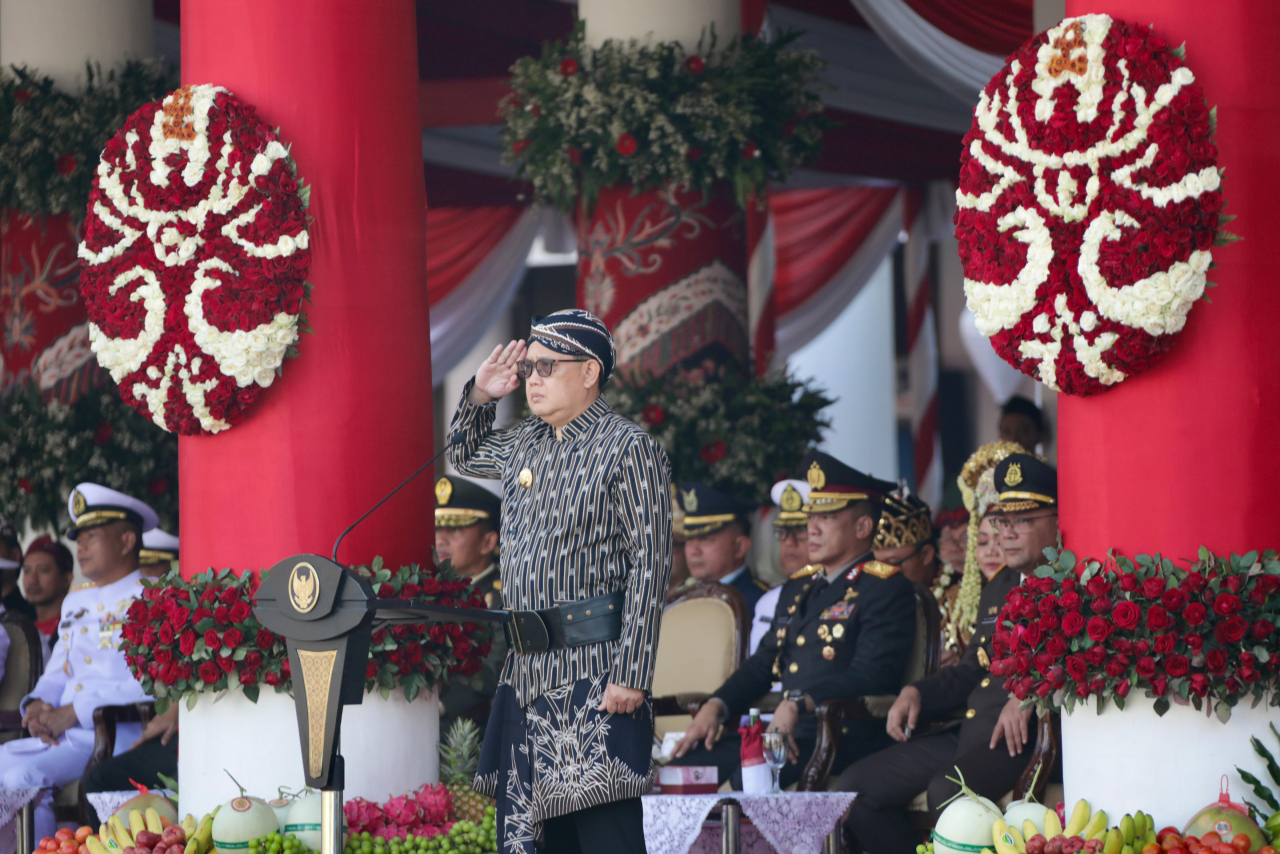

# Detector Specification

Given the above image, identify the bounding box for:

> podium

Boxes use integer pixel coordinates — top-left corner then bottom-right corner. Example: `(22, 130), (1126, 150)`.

(252, 555), (502, 854)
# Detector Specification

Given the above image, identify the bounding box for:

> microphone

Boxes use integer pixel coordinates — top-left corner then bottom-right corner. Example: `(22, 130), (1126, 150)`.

(331, 432), (465, 564)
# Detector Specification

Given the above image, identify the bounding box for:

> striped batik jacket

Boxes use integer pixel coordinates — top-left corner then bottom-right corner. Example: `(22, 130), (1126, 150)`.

(447, 381), (674, 707)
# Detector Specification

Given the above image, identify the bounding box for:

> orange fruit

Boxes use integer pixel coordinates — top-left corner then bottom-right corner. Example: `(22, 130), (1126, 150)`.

(1202, 836), (1224, 847)
(1144, 845), (1164, 854)
(74, 830), (92, 844)
(1231, 836), (1252, 853)
(1164, 837), (1186, 851)
(54, 832), (74, 843)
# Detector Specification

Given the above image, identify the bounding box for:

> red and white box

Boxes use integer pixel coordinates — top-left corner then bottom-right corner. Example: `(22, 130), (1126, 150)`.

(654, 765), (719, 795)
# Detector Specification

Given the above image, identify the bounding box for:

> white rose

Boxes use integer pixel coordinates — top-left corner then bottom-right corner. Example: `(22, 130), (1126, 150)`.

(251, 153), (272, 176)
(266, 141), (288, 160)
(1080, 311), (1098, 332)
(278, 234), (296, 255)
(295, 231), (309, 249)
(1172, 67), (1194, 86)
(1033, 314), (1050, 334)
(255, 367), (276, 387)
(1184, 173), (1204, 196)
(1202, 169), (1221, 192)
(248, 331), (269, 352)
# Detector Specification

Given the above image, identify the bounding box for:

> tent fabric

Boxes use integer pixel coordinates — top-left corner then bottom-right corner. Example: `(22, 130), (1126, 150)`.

(899, 0), (1033, 57)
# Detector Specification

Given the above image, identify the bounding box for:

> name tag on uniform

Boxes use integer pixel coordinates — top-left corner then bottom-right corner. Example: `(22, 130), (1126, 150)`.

(819, 601), (856, 621)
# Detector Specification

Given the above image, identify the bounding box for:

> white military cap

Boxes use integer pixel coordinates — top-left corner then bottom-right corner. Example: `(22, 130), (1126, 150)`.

(770, 478), (811, 528)
(140, 528), (180, 564)
(67, 482), (159, 539)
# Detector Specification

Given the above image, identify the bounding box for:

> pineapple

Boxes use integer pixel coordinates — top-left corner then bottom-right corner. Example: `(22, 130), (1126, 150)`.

(440, 718), (494, 823)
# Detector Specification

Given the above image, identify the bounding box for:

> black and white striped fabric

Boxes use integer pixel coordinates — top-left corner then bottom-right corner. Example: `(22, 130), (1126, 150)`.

(447, 380), (674, 707)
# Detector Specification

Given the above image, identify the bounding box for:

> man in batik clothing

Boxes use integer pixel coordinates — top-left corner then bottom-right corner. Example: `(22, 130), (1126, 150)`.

(448, 309), (673, 854)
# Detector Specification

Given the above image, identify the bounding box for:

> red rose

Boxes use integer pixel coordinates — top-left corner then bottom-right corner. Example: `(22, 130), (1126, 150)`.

(1251, 620), (1274, 641)
(1086, 616), (1113, 643)
(142, 626), (158, 648)
(366, 661), (379, 678)
(559, 57), (579, 77)
(641, 404), (665, 426)
(154, 646), (173, 665)
(1154, 633), (1176, 654)
(158, 621), (175, 645)
(1184, 633), (1204, 650)
(213, 605), (230, 624)
(1136, 656), (1156, 678)
(1066, 654), (1087, 682)
(742, 141), (759, 159)
(1183, 602), (1207, 626)
(511, 139), (530, 156)
(1112, 601), (1140, 630)
(199, 661), (221, 683)
(200, 588), (220, 605)
(239, 669), (258, 686)
(17, 478), (32, 494)
(1085, 645), (1106, 665)
(223, 628), (245, 649)
(1086, 576), (1111, 597)
(1134, 639), (1151, 656)
(1213, 592), (1242, 616)
(128, 601), (150, 621)
(229, 601), (252, 623)
(1061, 611), (1085, 637)
(1145, 605), (1172, 632)
(684, 55), (705, 75)
(1205, 648), (1228, 673)
(378, 583), (395, 598)
(1141, 577), (1166, 599)
(1215, 615), (1249, 644)
(94, 422), (114, 445)
(179, 629), (196, 656)
(1059, 591), (1082, 611)
(1160, 588), (1187, 612)
(1118, 573), (1138, 592)
(265, 670), (282, 686)
(1104, 657), (1126, 678)
(700, 438), (727, 464)
(615, 133), (638, 156)
(220, 587), (240, 605)
(1182, 572), (1210, 595)
(256, 628), (276, 649)
(168, 607), (190, 631)
(218, 655), (236, 673)
(1165, 654), (1190, 676)
(1115, 678), (1131, 698)
(1189, 673), (1210, 696)
(1150, 674), (1168, 696)
(160, 662), (180, 686)
(205, 629), (222, 651)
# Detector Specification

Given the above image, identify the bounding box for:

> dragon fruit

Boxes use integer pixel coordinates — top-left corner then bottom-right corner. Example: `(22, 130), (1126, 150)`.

(415, 784), (453, 827)
(383, 794), (422, 831)
(343, 797), (386, 835)
(373, 825), (404, 842)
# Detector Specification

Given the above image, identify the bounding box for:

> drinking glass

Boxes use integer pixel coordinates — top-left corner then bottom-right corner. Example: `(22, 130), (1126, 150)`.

(761, 732), (787, 794)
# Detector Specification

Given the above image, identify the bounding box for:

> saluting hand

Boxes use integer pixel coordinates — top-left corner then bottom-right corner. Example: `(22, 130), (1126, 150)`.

(471, 340), (527, 404)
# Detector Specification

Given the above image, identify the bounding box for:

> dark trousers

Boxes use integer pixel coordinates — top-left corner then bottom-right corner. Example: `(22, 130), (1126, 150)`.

(669, 715), (891, 790)
(82, 737), (179, 826)
(837, 727), (1028, 854)
(541, 797), (645, 854)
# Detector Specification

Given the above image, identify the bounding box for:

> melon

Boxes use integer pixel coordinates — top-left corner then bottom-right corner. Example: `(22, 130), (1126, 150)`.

(113, 792), (179, 827)
(284, 794), (346, 851)
(1005, 800), (1048, 835)
(267, 797), (294, 830)
(1184, 804), (1267, 851)
(212, 797), (280, 854)
(935, 789), (1004, 854)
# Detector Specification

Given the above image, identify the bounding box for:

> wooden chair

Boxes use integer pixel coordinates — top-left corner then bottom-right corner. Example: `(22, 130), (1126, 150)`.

(650, 582), (751, 739)
(0, 610), (45, 740)
(796, 582), (943, 791)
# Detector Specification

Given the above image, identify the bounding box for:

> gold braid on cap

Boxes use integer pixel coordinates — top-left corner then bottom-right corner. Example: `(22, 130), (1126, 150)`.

(874, 489), (933, 550)
(943, 440), (1028, 653)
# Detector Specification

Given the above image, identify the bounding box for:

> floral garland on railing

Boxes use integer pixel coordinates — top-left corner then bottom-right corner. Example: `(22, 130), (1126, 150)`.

(121, 559), (492, 714)
(605, 360), (833, 504)
(501, 23), (827, 211)
(991, 548), (1280, 722)
(0, 380), (178, 532)
(79, 84), (314, 434)
(955, 15), (1240, 396)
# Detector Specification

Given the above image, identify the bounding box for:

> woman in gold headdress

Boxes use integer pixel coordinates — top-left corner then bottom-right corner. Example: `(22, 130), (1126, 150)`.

(938, 440), (1027, 664)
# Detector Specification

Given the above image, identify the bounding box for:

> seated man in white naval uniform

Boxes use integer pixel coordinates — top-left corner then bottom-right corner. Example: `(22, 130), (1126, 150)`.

(0, 483), (157, 845)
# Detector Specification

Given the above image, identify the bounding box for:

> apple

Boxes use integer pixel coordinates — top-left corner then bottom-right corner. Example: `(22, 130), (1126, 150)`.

(160, 827), (185, 848)
(135, 833), (161, 849)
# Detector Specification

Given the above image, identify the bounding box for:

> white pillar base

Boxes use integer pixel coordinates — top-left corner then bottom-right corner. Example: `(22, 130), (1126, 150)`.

(178, 689), (439, 820)
(1061, 694), (1276, 829)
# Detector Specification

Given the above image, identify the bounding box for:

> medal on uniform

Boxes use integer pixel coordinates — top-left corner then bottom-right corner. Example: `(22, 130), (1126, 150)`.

(822, 645), (836, 660)
(518, 468), (533, 489)
(832, 624), (845, 639)
(978, 647), (991, 668)
(817, 624), (831, 642)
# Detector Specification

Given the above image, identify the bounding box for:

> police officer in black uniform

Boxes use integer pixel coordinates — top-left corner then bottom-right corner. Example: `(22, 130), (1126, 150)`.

(434, 475), (506, 732)
(677, 482), (770, 612)
(669, 452), (917, 788)
(839, 454), (1060, 854)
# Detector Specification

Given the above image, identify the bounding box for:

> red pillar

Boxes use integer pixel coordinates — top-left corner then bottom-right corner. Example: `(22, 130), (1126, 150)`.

(1058, 1), (1280, 561)
(178, 0), (433, 574)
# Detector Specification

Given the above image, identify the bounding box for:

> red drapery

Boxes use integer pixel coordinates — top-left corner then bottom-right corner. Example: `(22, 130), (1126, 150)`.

(772, 187), (900, 317)
(426, 206), (524, 304)
(899, 0), (1034, 56)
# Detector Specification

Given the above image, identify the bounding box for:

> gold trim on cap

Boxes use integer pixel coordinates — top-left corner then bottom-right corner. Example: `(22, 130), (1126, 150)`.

(997, 491), (1055, 505)
(774, 511), (808, 527)
(682, 513), (737, 536)
(139, 549), (178, 564)
(435, 509), (492, 529)
(71, 509), (127, 529)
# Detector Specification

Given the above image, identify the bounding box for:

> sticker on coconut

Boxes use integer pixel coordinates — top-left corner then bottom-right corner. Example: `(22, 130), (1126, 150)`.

(955, 15), (1234, 396)
(79, 84), (313, 434)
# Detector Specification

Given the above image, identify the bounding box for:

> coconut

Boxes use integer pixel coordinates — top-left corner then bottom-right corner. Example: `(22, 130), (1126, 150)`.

(113, 791), (179, 827)
(284, 794), (346, 851)
(934, 773), (1004, 854)
(212, 797), (280, 854)
(1005, 800), (1048, 835)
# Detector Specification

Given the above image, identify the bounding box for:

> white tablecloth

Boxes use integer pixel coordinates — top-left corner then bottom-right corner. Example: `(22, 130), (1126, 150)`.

(0, 788), (41, 831)
(642, 792), (857, 854)
(86, 791), (156, 824)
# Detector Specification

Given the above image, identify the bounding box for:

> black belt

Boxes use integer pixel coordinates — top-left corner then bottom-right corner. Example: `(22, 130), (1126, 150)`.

(504, 590), (626, 654)
(372, 590), (625, 655)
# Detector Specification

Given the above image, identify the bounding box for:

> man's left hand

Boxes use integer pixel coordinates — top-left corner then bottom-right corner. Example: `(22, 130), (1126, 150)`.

(35, 705), (79, 745)
(767, 699), (801, 762)
(597, 683), (645, 715)
(989, 697), (1033, 756)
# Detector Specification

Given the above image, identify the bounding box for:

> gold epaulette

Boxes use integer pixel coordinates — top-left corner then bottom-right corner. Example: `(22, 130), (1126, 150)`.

(69, 581), (95, 591)
(790, 564), (824, 579)
(861, 561), (901, 579)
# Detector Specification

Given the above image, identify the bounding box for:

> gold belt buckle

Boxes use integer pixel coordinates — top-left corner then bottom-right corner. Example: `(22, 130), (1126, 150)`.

(506, 613), (525, 655)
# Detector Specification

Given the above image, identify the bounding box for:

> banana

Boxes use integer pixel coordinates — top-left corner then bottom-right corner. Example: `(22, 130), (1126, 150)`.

(1119, 816), (1135, 846)
(1009, 827), (1028, 853)
(193, 815), (214, 854)
(181, 816), (198, 837)
(1104, 828), (1123, 854)
(129, 809), (146, 838)
(1064, 801), (1092, 838)
(1122, 846), (1134, 854)
(183, 842), (199, 854)
(994, 820), (1024, 854)
(99, 825), (110, 842)
(1024, 821), (1041, 841)
(1134, 813), (1148, 842)
(1083, 811), (1109, 842)
(104, 837), (121, 854)
(147, 808), (165, 834)
(109, 816), (134, 849)
(1045, 809), (1065, 840)
(86, 838), (111, 854)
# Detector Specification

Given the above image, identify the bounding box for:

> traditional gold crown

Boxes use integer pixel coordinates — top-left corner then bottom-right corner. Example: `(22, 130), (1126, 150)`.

(874, 492), (933, 549)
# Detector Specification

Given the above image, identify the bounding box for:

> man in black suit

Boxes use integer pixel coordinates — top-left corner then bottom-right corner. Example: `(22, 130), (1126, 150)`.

(839, 454), (1060, 854)
(677, 482), (770, 612)
(669, 452), (917, 788)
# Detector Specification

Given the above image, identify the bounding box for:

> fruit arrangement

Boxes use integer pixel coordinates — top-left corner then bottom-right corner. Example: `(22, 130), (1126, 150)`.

(440, 719), (494, 825)
(37, 808), (211, 854)
(340, 814), (497, 854)
(247, 832), (314, 854)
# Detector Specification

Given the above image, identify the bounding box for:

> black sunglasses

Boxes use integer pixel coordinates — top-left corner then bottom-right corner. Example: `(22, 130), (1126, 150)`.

(517, 357), (590, 378)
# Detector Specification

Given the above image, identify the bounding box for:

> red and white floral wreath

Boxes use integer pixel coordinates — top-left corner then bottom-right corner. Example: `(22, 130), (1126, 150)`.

(955, 14), (1226, 396)
(79, 84), (311, 434)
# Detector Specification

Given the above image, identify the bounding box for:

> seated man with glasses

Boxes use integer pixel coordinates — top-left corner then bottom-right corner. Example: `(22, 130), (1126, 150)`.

(839, 453), (1058, 854)
(677, 482), (767, 612)
(749, 479), (812, 654)
(872, 488), (938, 588)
